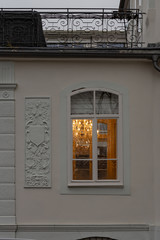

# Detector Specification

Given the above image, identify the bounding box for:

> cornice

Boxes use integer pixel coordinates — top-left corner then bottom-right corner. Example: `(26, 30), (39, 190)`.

(0, 84), (17, 89)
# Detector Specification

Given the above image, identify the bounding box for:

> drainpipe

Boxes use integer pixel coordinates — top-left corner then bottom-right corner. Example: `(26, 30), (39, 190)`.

(119, 0), (130, 11)
(152, 55), (160, 72)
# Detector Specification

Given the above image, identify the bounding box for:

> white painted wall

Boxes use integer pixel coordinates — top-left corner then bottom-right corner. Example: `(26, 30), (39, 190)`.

(152, 67), (160, 239)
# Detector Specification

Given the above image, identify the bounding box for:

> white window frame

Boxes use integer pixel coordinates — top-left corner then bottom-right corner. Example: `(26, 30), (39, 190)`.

(68, 88), (123, 187)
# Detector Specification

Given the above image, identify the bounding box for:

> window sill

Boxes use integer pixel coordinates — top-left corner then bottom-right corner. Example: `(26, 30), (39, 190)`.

(68, 180), (124, 187)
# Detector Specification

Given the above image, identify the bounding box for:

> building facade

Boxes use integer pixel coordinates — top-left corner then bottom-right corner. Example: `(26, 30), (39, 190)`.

(0, 0), (160, 240)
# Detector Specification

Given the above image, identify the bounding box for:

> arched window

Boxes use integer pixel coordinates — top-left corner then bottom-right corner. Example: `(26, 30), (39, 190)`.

(68, 88), (123, 187)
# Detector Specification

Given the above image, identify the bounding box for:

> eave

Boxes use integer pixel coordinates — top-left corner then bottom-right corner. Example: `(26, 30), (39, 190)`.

(0, 47), (159, 59)
(0, 47), (160, 72)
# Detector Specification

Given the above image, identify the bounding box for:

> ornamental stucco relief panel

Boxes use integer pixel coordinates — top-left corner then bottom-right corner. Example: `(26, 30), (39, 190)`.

(25, 97), (51, 188)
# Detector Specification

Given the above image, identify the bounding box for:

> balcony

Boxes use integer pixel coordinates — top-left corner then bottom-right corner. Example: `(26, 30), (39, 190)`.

(0, 8), (144, 49)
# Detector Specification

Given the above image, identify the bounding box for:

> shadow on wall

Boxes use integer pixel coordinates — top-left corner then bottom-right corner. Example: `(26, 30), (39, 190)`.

(77, 237), (117, 240)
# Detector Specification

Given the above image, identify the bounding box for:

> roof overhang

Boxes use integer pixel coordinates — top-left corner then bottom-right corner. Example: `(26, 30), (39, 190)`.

(0, 47), (160, 72)
(0, 47), (158, 59)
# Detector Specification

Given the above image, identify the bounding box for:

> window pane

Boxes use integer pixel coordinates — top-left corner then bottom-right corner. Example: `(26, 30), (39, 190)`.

(71, 91), (94, 114)
(73, 160), (92, 180)
(96, 91), (119, 114)
(72, 119), (92, 159)
(97, 119), (117, 159)
(98, 160), (117, 180)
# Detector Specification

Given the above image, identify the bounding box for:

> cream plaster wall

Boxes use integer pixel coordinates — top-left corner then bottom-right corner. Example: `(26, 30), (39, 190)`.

(15, 59), (155, 225)
(153, 70), (160, 226)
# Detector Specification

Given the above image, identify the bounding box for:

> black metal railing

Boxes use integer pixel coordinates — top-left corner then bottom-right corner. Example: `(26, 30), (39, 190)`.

(0, 8), (144, 49)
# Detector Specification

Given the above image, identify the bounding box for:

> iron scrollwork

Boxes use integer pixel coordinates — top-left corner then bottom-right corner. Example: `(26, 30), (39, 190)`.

(0, 8), (144, 49)
(42, 9), (144, 49)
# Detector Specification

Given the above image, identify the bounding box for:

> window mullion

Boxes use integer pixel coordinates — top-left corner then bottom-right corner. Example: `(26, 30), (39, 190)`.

(92, 117), (97, 181)
(94, 90), (96, 115)
(93, 91), (97, 181)
(70, 118), (73, 183)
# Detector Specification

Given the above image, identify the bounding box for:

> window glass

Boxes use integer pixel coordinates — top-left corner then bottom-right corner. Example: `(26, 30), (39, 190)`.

(72, 119), (93, 180)
(98, 160), (117, 180)
(72, 119), (92, 159)
(73, 160), (92, 180)
(97, 119), (117, 159)
(96, 91), (119, 114)
(71, 91), (94, 114)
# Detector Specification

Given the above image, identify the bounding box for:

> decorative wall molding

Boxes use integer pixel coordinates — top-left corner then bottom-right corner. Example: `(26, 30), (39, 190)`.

(17, 224), (150, 232)
(0, 224), (17, 232)
(0, 91), (14, 100)
(0, 224), (153, 240)
(25, 97), (51, 188)
(0, 84), (17, 89)
(0, 84), (17, 100)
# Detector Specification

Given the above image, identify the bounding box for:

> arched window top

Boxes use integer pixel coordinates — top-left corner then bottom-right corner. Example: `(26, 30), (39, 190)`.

(70, 89), (119, 115)
(77, 237), (117, 240)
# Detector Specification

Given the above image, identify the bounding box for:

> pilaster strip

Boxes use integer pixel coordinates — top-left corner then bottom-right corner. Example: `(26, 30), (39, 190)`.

(0, 62), (16, 225)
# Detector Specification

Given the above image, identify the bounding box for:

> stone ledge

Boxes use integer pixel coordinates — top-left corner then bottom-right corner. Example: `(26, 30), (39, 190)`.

(17, 224), (150, 232)
(0, 224), (17, 231)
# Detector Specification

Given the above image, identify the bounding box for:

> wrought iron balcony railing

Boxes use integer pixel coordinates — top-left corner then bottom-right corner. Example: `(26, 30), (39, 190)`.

(0, 8), (144, 49)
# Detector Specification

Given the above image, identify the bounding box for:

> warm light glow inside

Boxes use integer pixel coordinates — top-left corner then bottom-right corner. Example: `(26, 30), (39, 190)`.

(72, 119), (117, 181)
(72, 119), (92, 180)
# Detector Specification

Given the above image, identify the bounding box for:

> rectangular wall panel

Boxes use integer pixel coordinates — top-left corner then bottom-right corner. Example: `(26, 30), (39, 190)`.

(25, 97), (51, 188)
(0, 101), (15, 117)
(0, 135), (14, 150)
(0, 184), (15, 200)
(0, 151), (15, 167)
(0, 168), (15, 183)
(0, 118), (15, 134)
(0, 200), (15, 216)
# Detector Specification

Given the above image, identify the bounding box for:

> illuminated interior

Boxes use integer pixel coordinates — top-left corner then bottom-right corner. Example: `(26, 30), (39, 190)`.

(72, 119), (92, 180)
(97, 119), (117, 180)
(72, 119), (117, 181)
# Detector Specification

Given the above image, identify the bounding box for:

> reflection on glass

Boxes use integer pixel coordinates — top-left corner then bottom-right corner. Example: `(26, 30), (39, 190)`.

(97, 119), (117, 159)
(71, 91), (94, 114)
(72, 119), (92, 159)
(96, 91), (119, 114)
(98, 160), (117, 180)
(73, 160), (92, 180)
